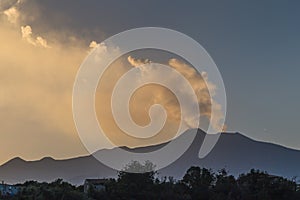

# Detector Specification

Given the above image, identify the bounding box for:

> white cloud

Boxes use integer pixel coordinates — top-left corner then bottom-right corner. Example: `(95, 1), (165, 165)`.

(127, 56), (151, 67)
(21, 25), (50, 48)
(89, 40), (99, 48)
(36, 36), (49, 48)
(3, 6), (19, 24)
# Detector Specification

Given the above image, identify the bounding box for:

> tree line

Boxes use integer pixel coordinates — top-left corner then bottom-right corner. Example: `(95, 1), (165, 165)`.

(3, 165), (300, 200)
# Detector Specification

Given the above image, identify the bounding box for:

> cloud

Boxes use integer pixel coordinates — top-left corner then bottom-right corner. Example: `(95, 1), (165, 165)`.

(0, 0), (226, 164)
(127, 56), (151, 67)
(126, 56), (225, 131)
(94, 55), (225, 149)
(21, 25), (34, 42)
(3, 6), (19, 24)
(1, 0), (22, 25)
(0, 0), (19, 12)
(36, 36), (49, 47)
(168, 59), (225, 131)
(21, 25), (50, 48)
(0, 0), (111, 164)
(89, 40), (99, 48)
(0, 18), (89, 164)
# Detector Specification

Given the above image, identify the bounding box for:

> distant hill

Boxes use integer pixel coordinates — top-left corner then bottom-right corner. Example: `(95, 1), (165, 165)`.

(1, 129), (300, 185)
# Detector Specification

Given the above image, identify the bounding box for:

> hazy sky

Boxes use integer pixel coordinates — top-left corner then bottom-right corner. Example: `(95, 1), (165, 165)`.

(0, 0), (299, 164)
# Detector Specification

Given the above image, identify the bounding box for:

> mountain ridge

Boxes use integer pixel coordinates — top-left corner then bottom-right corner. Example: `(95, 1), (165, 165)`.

(1, 129), (300, 185)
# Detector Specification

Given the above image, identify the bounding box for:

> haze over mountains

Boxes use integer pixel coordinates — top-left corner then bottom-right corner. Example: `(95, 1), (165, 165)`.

(1, 129), (300, 185)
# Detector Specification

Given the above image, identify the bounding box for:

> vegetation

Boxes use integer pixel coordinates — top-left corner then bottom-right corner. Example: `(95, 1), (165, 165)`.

(9, 179), (87, 200)
(3, 166), (300, 200)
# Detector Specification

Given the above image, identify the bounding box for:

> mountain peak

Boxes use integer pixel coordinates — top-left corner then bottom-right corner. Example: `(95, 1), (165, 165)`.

(41, 156), (54, 160)
(1, 129), (300, 185)
(1, 157), (26, 167)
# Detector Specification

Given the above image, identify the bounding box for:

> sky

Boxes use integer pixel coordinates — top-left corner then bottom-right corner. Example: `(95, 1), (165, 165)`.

(0, 0), (299, 164)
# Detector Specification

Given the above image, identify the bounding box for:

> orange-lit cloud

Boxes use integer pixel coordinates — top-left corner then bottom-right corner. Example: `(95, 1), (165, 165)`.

(127, 55), (151, 67)
(89, 41), (99, 49)
(21, 25), (50, 48)
(0, 1), (225, 165)
(0, 11), (89, 164)
(126, 56), (225, 131)
(3, 6), (19, 24)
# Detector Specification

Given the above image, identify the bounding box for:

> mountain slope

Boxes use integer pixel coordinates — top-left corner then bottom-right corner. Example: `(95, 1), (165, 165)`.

(1, 129), (299, 185)
(160, 130), (300, 179)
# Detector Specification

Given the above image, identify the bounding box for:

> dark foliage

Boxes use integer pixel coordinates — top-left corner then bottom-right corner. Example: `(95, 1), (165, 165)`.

(7, 179), (88, 200)
(3, 166), (300, 200)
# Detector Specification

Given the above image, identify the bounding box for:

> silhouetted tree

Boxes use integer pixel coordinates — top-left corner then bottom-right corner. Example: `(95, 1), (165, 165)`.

(212, 169), (240, 200)
(111, 161), (158, 199)
(182, 166), (215, 200)
(238, 169), (297, 200)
